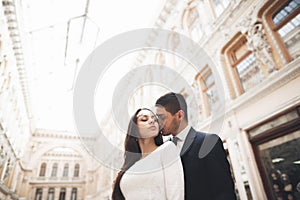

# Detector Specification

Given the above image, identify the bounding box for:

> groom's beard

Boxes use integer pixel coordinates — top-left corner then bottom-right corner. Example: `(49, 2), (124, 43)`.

(161, 117), (180, 136)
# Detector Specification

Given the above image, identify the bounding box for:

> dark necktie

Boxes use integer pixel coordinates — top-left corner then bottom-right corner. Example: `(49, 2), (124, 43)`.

(172, 136), (179, 145)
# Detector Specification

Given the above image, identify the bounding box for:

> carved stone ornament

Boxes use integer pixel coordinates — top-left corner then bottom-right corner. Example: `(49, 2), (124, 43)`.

(236, 5), (257, 34)
(246, 23), (275, 73)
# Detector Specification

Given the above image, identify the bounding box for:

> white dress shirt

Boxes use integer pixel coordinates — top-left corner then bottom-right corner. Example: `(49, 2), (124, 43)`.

(173, 125), (191, 153)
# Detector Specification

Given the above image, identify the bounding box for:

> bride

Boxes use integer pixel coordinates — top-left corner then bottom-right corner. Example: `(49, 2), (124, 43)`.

(112, 108), (184, 200)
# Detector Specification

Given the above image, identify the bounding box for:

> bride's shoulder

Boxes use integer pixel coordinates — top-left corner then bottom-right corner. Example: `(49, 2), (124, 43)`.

(159, 142), (180, 166)
(159, 141), (177, 153)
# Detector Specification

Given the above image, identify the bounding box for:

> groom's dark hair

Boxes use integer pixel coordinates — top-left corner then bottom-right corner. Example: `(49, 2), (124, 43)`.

(155, 92), (188, 122)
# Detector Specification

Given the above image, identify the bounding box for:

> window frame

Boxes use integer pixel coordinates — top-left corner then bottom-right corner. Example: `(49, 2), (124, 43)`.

(47, 188), (55, 200)
(73, 163), (80, 177)
(62, 163), (69, 177)
(59, 188), (66, 200)
(35, 188), (43, 200)
(226, 35), (253, 95)
(181, 3), (203, 41)
(263, 0), (299, 65)
(248, 106), (300, 199)
(71, 188), (77, 200)
(51, 163), (58, 177)
(194, 65), (217, 118)
(39, 163), (46, 177)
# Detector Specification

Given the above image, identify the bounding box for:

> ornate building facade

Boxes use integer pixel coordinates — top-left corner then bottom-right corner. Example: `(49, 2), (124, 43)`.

(133, 0), (300, 199)
(17, 129), (111, 200)
(0, 0), (114, 199)
(1, 0), (31, 198)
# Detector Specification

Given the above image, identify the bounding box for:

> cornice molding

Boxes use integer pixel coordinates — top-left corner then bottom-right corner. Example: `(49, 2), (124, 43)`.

(29, 179), (85, 185)
(33, 129), (95, 141)
(2, 0), (32, 119)
(43, 152), (82, 158)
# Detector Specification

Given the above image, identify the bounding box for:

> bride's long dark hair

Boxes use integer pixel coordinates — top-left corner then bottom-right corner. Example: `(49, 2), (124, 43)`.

(111, 108), (163, 200)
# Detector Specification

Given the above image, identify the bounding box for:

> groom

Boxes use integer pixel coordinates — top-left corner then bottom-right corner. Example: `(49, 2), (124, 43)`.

(155, 92), (237, 200)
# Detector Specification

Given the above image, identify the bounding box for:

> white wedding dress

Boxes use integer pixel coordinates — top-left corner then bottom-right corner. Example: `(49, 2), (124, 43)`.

(120, 141), (184, 200)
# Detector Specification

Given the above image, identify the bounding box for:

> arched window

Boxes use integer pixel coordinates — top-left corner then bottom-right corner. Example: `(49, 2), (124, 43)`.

(39, 163), (46, 177)
(51, 163), (58, 177)
(71, 188), (77, 200)
(63, 163), (69, 177)
(181, 1), (204, 42)
(73, 163), (80, 177)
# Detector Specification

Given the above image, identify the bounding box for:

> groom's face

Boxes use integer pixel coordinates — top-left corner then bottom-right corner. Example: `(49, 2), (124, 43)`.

(155, 106), (180, 136)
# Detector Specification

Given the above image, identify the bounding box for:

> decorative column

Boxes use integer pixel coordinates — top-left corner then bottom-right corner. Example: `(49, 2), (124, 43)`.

(65, 187), (72, 200)
(54, 187), (60, 199)
(227, 139), (248, 200)
(30, 186), (35, 200)
(78, 187), (83, 200)
(238, 130), (267, 200)
(42, 187), (48, 200)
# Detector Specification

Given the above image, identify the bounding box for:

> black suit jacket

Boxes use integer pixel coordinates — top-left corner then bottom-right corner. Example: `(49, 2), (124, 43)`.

(180, 127), (237, 200)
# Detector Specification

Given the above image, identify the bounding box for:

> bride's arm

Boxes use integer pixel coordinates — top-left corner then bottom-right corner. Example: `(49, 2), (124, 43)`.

(161, 142), (185, 200)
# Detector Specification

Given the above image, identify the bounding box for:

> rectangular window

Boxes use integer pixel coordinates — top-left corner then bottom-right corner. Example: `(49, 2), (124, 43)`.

(35, 188), (43, 200)
(51, 163), (57, 177)
(73, 164), (80, 177)
(47, 188), (55, 200)
(203, 72), (219, 114)
(249, 106), (300, 199)
(59, 188), (66, 200)
(257, 131), (300, 200)
(194, 66), (219, 118)
(225, 34), (266, 95)
(271, 0), (300, 59)
(235, 53), (263, 91)
(71, 188), (77, 200)
(63, 164), (69, 177)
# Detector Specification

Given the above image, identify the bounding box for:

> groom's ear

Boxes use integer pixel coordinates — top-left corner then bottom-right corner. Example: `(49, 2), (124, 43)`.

(177, 110), (184, 120)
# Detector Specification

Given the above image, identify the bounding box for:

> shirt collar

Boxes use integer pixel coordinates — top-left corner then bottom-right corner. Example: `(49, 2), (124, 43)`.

(175, 125), (191, 142)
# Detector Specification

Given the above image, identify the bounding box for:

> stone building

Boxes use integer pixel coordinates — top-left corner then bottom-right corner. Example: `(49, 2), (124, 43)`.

(16, 129), (108, 200)
(1, 0), (31, 198)
(132, 0), (300, 199)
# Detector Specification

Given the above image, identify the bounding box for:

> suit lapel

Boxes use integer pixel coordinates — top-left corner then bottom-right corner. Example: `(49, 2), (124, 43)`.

(180, 127), (196, 156)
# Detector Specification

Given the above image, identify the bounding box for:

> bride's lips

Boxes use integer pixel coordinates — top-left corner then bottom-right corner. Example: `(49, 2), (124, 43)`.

(149, 126), (156, 130)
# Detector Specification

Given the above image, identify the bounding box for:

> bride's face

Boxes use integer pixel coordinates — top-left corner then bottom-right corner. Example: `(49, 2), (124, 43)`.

(136, 109), (159, 139)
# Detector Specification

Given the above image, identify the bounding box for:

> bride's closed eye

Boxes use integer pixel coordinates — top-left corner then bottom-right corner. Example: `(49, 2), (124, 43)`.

(138, 115), (158, 122)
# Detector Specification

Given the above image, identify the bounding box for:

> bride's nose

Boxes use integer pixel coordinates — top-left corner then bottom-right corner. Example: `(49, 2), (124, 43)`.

(149, 117), (155, 124)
